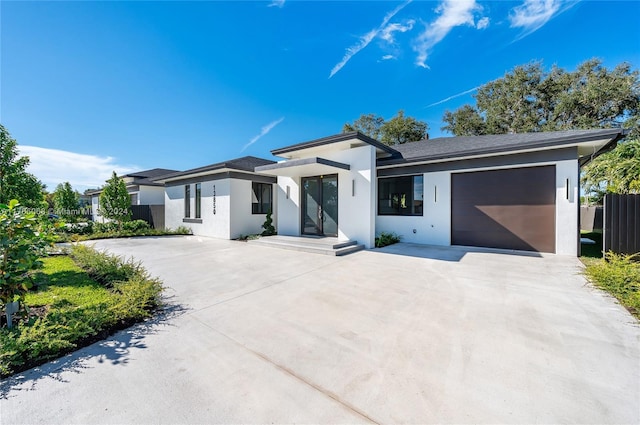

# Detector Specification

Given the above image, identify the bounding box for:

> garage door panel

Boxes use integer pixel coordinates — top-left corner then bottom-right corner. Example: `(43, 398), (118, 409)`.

(452, 166), (556, 253)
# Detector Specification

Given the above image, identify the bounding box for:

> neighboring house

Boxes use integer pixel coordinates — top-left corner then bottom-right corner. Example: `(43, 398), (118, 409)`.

(154, 156), (277, 239)
(88, 168), (178, 223)
(256, 128), (626, 255)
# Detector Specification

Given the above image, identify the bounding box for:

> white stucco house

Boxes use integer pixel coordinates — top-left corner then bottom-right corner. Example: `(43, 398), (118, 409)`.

(123, 128), (625, 256)
(88, 168), (178, 223)
(254, 128), (626, 255)
(154, 156), (277, 239)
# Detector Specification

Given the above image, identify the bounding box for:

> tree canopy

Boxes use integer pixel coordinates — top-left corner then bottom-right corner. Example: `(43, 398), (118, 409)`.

(0, 125), (45, 208)
(581, 138), (640, 203)
(442, 59), (640, 137)
(343, 110), (428, 146)
(53, 182), (80, 222)
(99, 172), (131, 227)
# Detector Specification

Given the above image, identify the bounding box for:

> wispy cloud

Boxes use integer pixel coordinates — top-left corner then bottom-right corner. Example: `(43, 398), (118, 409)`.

(380, 20), (415, 43)
(381, 54), (396, 61)
(425, 86), (479, 108)
(19, 146), (138, 192)
(413, 0), (483, 69)
(267, 0), (285, 8)
(476, 16), (490, 29)
(509, 0), (577, 40)
(329, 0), (412, 79)
(242, 117), (285, 152)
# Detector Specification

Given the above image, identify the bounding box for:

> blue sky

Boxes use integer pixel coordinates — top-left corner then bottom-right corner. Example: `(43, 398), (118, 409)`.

(1, 0), (639, 192)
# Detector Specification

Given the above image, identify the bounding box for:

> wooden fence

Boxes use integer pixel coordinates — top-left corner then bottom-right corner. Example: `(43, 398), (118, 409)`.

(603, 194), (640, 255)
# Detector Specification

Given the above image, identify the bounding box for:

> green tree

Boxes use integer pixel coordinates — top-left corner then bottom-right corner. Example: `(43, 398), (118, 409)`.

(0, 200), (54, 327)
(99, 172), (131, 228)
(442, 59), (640, 136)
(343, 110), (429, 146)
(343, 113), (386, 140)
(0, 125), (45, 208)
(581, 138), (640, 203)
(441, 105), (487, 136)
(53, 182), (80, 222)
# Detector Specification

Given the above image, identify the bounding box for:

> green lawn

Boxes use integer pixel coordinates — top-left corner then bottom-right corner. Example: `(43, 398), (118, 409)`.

(580, 230), (603, 260)
(1, 248), (162, 377)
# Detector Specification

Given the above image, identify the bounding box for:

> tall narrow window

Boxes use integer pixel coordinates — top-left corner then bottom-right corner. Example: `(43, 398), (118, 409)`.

(195, 183), (202, 219)
(377, 175), (424, 216)
(184, 185), (191, 218)
(252, 182), (272, 214)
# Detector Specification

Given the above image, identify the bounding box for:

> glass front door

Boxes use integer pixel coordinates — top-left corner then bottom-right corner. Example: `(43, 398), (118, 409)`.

(301, 175), (338, 237)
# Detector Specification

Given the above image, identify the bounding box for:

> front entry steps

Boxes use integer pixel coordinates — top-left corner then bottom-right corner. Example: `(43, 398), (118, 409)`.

(247, 235), (364, 256)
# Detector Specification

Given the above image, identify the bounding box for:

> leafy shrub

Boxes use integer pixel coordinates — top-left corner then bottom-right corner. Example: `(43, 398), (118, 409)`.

(0, 200), (55, 315)
(69, 244), (143, 286)
(585, 252), (640, 317)
(93, 222), (119, 233)
(375, 232), (401, 248)
(0, 248), (163, 377)
(122, 220), (151, 232)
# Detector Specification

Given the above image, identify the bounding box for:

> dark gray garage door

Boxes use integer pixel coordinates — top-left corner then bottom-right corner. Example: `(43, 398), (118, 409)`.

(451, 166), (556, 253)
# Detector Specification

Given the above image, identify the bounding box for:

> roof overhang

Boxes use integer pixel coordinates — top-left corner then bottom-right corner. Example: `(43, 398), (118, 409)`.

(377, 129), (628, 170)
(255, 157), (350, 177)
(271, 132), (397, 160)
(154, 167), (238, 183)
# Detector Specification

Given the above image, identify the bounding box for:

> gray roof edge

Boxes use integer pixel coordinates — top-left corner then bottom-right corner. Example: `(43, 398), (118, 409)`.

(379, 128), (626, 167)
(271, 131), (398, 156)
(153, 156), (276, 182)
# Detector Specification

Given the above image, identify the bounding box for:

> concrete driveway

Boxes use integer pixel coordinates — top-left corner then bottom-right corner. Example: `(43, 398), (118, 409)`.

(1, 236), (638, 424)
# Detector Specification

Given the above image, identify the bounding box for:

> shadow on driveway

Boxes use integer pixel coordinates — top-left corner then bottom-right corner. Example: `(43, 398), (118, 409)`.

(373, 242), (544, 262)
(0, 302), (188, 400)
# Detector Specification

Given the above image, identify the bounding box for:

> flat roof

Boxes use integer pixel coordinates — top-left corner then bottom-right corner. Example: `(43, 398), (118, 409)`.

(271, 131), (398, 157)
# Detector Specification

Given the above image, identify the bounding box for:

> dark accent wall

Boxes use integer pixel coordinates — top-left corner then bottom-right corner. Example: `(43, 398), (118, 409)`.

(604, 194), (640, 256)
(131, 205), (165, 230)
(377, 147), (577, 177)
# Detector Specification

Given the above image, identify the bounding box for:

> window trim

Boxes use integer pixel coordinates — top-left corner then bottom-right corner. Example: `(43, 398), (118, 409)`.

(195, 183), (202, 219)
(252, 182), (272, 215)
(377, 174), (424, 216)
(184, 184), (191, 218)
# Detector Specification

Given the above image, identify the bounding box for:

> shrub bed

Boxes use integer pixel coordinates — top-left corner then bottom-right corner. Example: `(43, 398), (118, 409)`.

(584, 252), (640, 319)
(375, 232), (401, 248)
(55, 223), (191, 242)
(0, 245), (163, 377)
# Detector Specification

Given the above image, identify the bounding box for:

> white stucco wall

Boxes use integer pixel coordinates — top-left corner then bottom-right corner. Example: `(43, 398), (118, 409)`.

(375, 159), (580, 255)
(165, 177), (276, 239)
(555, 159), (580, 256)
(275, 176), (301, 237)
(329, 145), (376, 249)
(274, 145), (376, 248)
(230, 179), (276, 239)
(376, 170), (451, 246)
(165, 179), (232, 237)
(137, 186), (165, 205)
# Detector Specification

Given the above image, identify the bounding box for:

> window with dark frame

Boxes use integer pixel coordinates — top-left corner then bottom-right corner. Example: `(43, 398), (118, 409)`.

(252, 182), (272, 214)
(378, 175), (424, 216)
(195, 183), (201, 219)
(184, 185), (191, 218)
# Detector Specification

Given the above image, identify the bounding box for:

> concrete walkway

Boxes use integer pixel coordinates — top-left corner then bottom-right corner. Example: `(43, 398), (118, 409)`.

(1, 236), (638, 424)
